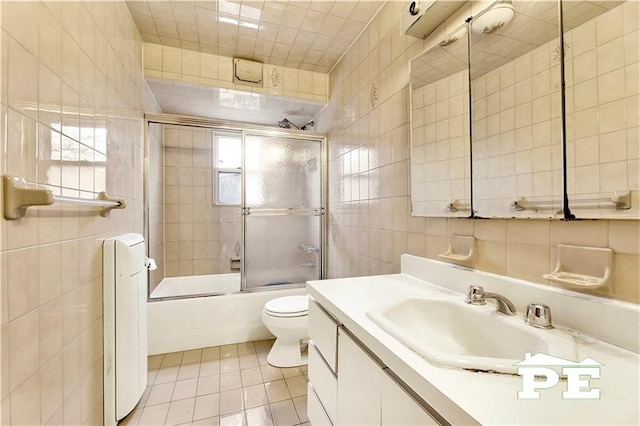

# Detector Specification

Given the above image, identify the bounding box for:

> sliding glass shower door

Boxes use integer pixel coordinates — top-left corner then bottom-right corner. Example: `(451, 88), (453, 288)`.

(242, 133), (323, 290)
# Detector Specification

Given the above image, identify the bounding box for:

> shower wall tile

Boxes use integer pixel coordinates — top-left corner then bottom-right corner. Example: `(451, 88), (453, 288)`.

(0, 1), (160, 424)
(317, 0), (639, 304)
(162, 125), (241, 277)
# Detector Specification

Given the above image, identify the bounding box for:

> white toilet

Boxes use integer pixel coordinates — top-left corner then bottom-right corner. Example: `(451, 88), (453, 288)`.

(262, 295), (309, 367)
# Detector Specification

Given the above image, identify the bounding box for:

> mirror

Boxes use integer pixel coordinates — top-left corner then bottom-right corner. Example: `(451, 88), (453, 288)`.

(562, 1), (637, 218)
(409, 0), (638, 219)
(469, 0), (564, 218)
(410, 25), (471, 217)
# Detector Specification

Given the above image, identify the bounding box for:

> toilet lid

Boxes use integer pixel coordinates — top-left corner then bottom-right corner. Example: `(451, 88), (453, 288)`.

(264, 296), (309, 315)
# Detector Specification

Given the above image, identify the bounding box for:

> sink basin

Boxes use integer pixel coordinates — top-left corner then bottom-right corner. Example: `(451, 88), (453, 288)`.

(367, 296), (578, 374)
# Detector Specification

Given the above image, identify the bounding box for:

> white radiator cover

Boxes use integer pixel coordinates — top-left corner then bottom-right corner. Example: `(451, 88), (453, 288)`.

(103, 233), (148, 424)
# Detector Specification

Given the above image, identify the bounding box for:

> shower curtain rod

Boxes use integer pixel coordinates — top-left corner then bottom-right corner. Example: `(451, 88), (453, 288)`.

(144, 113), (326, 140)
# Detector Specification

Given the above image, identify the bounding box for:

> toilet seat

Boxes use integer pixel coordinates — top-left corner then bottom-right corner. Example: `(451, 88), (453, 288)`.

(264, 296), (309, 318)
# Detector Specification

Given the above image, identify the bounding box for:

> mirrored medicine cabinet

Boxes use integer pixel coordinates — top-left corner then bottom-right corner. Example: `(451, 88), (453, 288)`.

(409, 0), (639, 219)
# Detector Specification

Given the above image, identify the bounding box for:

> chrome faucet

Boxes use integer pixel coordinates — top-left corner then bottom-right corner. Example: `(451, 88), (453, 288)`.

(525, 303), (553, 329)
(465, 285), (517, 316)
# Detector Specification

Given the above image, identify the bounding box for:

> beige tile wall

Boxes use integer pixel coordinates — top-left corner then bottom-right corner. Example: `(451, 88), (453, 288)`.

(162, 125), (241, 277)
(318, 1), (639, 304)
(0, 1), (159, 424)
(143, 43), (328, 102)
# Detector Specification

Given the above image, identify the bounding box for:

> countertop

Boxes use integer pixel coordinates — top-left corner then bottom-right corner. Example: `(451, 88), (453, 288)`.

(307, 273), (640, 425)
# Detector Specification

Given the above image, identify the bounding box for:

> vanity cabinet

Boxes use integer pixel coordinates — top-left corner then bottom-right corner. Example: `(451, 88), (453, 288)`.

(308, 299), (339, 424)
(380, 372), (440, 426)
(308, 297), (446, 426)
(336, 329), (382, 425)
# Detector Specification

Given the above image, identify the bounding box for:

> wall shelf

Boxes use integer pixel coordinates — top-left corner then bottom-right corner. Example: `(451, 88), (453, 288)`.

(3, 175), (126, 220)
(439, 235), (476, 268)
(543, 244), (613, 290)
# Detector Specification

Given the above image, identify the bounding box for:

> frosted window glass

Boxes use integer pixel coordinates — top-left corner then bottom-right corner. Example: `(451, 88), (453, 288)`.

(217, 170), (241, 205)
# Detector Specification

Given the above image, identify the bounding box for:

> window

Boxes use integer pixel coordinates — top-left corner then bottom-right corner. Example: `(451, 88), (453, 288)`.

(214, 132), (242, 205)
(216, 170), (241, 205)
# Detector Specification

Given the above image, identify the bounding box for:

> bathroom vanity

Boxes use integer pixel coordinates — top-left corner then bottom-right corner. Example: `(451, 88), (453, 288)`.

(306, 255), (640, 425)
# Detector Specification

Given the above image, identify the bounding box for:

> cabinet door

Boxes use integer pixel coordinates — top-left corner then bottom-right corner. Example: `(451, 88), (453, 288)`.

(308, 383), (333, 426)
(336, 328), (382, 425)
(381, 371), (441, 426)
(308, 343), (337, 422)
(309, 299), (338, 372)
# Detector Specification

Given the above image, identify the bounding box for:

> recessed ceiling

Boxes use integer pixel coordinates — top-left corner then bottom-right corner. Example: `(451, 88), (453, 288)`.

(126, 0), (384, 73)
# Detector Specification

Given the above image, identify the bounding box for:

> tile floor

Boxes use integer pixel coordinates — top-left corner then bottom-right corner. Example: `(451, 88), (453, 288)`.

(121, 339), (310, 426)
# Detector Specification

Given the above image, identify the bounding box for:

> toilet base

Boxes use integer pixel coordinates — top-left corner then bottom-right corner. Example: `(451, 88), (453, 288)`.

(267, 338), (308, 368)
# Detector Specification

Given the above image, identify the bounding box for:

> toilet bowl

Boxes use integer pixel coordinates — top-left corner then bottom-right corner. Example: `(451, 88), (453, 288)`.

(262, 295), (309, 367)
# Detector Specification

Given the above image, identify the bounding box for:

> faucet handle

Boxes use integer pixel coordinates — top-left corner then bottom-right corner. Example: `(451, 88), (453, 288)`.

(465, 285), (486, 305)
(525, 303), (553, 329)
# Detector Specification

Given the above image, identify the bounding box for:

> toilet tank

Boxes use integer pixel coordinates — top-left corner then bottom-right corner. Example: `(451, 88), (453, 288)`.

(103, 233), (148, 424)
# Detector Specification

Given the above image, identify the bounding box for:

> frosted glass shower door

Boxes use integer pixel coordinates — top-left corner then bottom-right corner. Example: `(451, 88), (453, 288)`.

(242, 134), (323, 290)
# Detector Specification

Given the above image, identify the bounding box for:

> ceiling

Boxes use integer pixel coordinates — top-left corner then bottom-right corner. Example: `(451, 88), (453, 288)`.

(126, 0), (384, 73)
(147, 77), (325, 127)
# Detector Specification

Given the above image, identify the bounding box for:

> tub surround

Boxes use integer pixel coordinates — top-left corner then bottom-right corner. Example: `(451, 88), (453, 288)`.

(160, 124), (242, 278)
(307, 255), (639, 425)
(150, 273), (241, 299)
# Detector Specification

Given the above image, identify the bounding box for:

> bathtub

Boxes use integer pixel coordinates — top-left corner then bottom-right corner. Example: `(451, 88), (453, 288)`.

(147, 273), (306, 355)
(150, 273), (241, 298)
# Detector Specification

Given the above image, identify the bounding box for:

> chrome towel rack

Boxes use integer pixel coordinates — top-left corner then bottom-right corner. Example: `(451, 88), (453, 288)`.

(447, 199), (471, 213)
(511, 191), (631, 212)
(3, 175), (126, 220)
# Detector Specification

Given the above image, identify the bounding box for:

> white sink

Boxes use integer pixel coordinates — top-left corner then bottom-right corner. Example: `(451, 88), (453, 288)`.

(367, 296), (578, 374)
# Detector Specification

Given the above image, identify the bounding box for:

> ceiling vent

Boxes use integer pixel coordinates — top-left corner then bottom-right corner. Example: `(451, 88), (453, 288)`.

(401, 0), (467, 39)
(233, 58), (263, 87)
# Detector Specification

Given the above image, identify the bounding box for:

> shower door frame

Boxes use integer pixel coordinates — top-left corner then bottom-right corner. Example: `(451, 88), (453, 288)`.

(143, 113), (327, 299)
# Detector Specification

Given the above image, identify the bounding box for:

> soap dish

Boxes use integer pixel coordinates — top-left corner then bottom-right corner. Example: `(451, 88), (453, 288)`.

(543, 244), (613, 290)
(439, 235), (475, 268)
